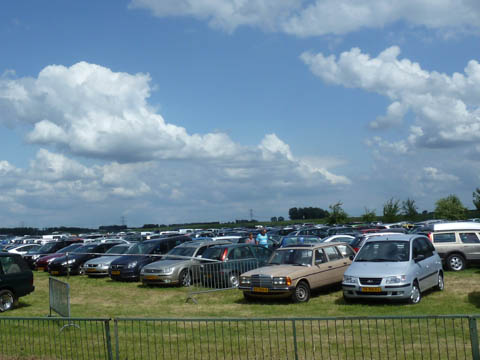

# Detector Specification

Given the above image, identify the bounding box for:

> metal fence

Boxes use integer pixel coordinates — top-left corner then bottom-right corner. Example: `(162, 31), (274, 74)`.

(1, 315), (479, 359)
(187, 259), (261, 302)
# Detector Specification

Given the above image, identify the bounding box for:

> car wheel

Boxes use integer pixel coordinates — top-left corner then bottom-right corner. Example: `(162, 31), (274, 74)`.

(78, 268), (85, 275)
(408, 281), (421, 304)
(0, 290), (16, 312)
(228, 273), (239, 288)
(436, 272), (445, 291)
(446, 254), (465, 271)
(292, 281), (310, 303)
(179, 270), (191, 287)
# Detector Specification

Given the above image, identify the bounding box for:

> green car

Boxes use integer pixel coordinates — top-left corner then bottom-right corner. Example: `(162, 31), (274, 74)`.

(0, 253), (35, 312)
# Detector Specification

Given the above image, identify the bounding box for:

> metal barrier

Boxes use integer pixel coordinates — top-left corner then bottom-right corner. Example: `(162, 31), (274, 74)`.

(1, 315), (479, 359)
(187, 258), (261, 303)
(0, 317), (113, 359)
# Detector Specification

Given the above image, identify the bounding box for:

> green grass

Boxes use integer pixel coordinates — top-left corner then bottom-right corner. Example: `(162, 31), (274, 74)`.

(11, 267), (480, 319)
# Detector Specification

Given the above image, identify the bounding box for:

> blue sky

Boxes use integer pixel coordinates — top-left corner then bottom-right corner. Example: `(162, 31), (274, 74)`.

(1, 0), (479, 228)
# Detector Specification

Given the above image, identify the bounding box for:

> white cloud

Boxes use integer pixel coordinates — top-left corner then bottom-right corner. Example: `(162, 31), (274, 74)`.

(129, 0), (480, 36)
(0, 62), (352, 226)
(422, 167), (460, 183)
(301, 46), (480, 150)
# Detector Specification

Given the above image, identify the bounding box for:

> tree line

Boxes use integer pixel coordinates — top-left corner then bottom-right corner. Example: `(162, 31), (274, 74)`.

(288, 189), (480, 224)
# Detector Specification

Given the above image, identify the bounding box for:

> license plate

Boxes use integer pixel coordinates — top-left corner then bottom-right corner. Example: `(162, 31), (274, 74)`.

(51, 271), (59, 275)
(111, 270), (120, 275)
(253, 287), (269, 293)
(144, 275), (158, 280)
(37, 267), (44, 271)
(361, 287), (382, 293)
(86, 268), (97, 272)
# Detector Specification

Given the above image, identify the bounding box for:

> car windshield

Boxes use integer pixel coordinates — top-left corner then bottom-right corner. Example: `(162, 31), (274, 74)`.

(355, 241), (410, 262)
(105, 245), (129, 254)
(74, 244), (99, 253)
(164, 247), (196, 259)
(35, 242), (58, 253)
(55, 244), (81, 253)
(126, 242), (158, 255)
(269, 249), (313, 266)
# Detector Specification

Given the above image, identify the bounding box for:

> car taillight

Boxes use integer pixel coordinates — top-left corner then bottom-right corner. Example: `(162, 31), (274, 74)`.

(353, 248), (359, 253)
(427, 233), (433, 242)
(220, 248), (228, 261)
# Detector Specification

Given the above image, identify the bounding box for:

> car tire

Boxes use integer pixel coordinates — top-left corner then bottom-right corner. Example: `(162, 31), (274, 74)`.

(179, 270), (191, 287)
(292, 281), (310, 303)
(436, 272), (445, 291)
(0, 290), (16, 312)
(408, 281), (421, 305)
(446, 254), (465, 271)
(228, 273), (239, 288)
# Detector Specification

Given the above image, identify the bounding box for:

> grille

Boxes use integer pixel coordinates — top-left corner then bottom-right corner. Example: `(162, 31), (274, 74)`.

(359, 278), (382, 286)
(251, 275), (273, 287)
(143, 269), (158, 274)
(355, 291), (388, 296)
(110, 264), (125, 270)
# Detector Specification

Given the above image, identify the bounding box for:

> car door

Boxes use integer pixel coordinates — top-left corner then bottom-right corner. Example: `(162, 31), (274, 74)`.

(0, 256), (32, 297)
(311, 249), (331, 289)
(411, 239), (431, 291)
(323, 245), (348, 284)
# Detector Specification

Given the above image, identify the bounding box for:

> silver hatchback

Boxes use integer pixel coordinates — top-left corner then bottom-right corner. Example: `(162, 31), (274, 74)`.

(342, 234), (444, 304)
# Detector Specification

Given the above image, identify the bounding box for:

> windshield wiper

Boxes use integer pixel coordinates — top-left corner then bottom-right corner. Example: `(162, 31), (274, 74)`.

(369, 258), (391, 262)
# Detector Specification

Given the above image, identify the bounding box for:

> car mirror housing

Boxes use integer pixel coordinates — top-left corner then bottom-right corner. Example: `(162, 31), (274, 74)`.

(414, 254), (425, 262)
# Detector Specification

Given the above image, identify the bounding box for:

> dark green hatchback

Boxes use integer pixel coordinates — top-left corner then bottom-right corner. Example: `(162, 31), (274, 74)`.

(0, 253), (35, 312)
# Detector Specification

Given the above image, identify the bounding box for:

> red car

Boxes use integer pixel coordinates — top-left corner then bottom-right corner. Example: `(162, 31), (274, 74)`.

(34, 243), (83, 271)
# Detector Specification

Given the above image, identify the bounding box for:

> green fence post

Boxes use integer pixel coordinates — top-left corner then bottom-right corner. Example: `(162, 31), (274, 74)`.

(114, 319), (120, 360)
(105, 320), (114, 360)
(292, 319), (299, 360)
(469, 317), (480, 360)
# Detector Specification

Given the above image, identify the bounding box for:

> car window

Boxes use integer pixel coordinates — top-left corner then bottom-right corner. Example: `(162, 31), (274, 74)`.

(324, 246), (342, 261)
(336, 244), (354, 257)
(417, 238), (433, 258)
(0, 257), (22, 274)
(356, 241), (409, 262)
(233, 247), (253, 259)
(195, 246), (208, 257)
(459, 233), (480, 244)
(433, 233), (456, 243)
(315, 249), (327, 263)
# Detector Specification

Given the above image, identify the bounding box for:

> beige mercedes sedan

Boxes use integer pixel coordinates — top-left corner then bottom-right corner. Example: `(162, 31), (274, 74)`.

(239, 243), (354, 302)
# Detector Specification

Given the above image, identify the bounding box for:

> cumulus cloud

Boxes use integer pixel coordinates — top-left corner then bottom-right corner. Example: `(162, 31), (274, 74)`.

(0, 61), (352, 226)
(301, 46), (480, 150)
(129, 0), (480, 36)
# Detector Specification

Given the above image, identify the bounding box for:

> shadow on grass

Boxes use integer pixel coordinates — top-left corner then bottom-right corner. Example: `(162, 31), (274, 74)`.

(467, 292), (480, 308)
(236, 284), (343, 305)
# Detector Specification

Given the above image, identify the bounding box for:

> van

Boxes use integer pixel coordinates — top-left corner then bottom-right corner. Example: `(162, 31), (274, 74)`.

(415, 221), (480, 271)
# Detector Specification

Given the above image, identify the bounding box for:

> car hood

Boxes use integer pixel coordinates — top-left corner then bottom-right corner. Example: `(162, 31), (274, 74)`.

(84, 256), (121, 266)
(345, 261), (410, 277)
(142, 259), (188, 270)
(241, 264), (310, 278)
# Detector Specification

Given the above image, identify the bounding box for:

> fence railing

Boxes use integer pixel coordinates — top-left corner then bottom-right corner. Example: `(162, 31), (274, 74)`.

(187, 258), (262, 302)
(1, 315), (479, 359)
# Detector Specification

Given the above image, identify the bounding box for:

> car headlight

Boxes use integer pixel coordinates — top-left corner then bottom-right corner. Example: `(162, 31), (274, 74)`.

(159, 267), (174, 275)
(127, 261), (138, 269)
(240, 276), (251, 285)
(32, 255), (40, 260)
(273, 277), (291, 286)
(385, 275), (407, 284)
(343, 275), (357, 284)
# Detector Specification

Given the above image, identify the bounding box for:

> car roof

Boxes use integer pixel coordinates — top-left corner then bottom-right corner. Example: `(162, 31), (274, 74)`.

(280, 242), (352, 250)
(177, 240), (231, 247)
(363, 234), (425, 243)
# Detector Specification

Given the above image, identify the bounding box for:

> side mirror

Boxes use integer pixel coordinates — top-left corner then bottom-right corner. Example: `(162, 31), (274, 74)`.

(349, 255), (354, 261)
(414, 254), (425, 262)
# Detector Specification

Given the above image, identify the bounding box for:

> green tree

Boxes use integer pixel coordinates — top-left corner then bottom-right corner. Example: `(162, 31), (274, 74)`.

(327, 201), (348, 225)
(270, 217), (278, 222)
(278, 216), (285, 222)
(402, 198), (418, 220)
(361, 207), (376, 223)
(435, 195), (467, 220)
(383, 198), (400, 223)
(473, 188), (480, 211)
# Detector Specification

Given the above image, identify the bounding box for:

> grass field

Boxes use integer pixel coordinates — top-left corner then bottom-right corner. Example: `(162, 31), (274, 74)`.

(9, 267), (480, 319)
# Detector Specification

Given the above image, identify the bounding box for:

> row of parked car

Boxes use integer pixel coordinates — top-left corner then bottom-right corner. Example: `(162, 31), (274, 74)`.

(1, 220), (479, 312)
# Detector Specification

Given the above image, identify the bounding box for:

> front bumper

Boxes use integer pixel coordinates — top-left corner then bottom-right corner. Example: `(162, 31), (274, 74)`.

(342, 283), (413, 300)
(109, 268), (139, 281)
(140, 273), (179, 285)
(239, 285), (295, 297)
